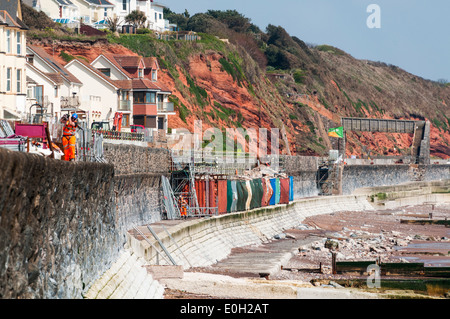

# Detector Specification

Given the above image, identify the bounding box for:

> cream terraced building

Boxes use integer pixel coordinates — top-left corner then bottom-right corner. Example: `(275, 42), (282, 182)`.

(0, 1), (28, 121)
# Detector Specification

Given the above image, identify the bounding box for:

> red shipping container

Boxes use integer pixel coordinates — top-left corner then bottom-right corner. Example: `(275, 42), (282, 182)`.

(209, 180), (217, 211)
(279, 178), (290, 204)
(217, 180), (228, 214)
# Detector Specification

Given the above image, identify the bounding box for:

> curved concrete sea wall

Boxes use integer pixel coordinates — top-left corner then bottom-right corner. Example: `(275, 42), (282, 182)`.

(127, 195), (374, 269)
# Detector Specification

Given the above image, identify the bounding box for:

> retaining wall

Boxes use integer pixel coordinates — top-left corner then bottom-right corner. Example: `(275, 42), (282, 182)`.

(281, 155), (319, 198)
(0, 143), (170, 299)
(342, 164), (450, 195)
(103, 143), (171, 242)
(0, 148), (119, 299)
(127, 195), (374, 269)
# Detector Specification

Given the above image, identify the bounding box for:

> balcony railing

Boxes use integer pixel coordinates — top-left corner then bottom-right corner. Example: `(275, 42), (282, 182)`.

(118, 100), (131, 111)
(157, 102), (174, 113)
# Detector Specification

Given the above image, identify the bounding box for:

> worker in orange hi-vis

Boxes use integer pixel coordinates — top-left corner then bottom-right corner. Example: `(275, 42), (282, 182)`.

(180, 196), (187, 219)
(62, 113), (79, 161)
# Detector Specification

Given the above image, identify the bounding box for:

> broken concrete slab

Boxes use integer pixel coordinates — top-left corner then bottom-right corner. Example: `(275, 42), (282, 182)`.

(146, 265), (184, 280)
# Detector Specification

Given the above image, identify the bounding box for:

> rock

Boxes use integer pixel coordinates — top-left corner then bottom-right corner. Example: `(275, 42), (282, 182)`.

(286, 233), (296, 239)
(274, 233), (286, 240)
(395, 240), (408, 246)
(336, 252), (345, 260)
(329, 281), (344, 289)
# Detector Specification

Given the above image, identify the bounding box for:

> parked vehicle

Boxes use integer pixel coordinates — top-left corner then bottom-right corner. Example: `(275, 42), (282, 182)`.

(91, 122), (111, 131)
(130, 124), (145, 133)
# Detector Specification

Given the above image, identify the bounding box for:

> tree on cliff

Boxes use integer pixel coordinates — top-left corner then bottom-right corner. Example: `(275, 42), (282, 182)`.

(125, 10), (147, 29)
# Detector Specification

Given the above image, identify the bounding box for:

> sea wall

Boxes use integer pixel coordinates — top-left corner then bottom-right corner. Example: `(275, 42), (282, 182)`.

(342, 164), (450, 195)
(0, 143), (170, 299)
(0, 148), (119, 299)
(103, 143), (171, 241)
(281, 155), (319, 198)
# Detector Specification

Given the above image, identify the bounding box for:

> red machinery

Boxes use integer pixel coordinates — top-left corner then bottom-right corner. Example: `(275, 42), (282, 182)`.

(112, 112), (123, 132)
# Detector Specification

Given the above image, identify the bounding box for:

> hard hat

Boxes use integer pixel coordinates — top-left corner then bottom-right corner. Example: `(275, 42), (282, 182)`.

(71, 113), (78, 120)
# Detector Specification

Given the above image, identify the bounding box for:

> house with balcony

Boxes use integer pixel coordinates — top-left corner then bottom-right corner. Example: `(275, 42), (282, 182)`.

(36, 0), (80, 27)
(71, 0), (114, 26)
(110, 0), (172, 32)
(26, 45), (82, 122)
(90, 53), (174, 132)
(65, 57), (133, 127)
(0, 0), (28, 121)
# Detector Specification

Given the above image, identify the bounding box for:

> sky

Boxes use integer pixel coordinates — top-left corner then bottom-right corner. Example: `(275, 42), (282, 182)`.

(165, 0), (450, 82)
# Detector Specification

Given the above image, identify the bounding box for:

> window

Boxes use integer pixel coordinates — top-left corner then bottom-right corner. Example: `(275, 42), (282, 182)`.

(16, 32), (21, 55)
(134, 92), (145, 104)
(6, 30), (11, 53)
(98, 68), (111, 77)
(27, 86), (34, 99)
(16, 69), (21, 93)
(104, 8), (107, 17)
(146, 92), (156, 103)
(159, 13), (162, 20)
(138, 68), (143, 78)
(121, 114), (130, 127)
(155, 13), (157, 21)
(134, 91), (156, 104)
(6, 68), (11, 91)
(151, 70), (157, 81)
(122, 0), (127, 11)
(54, 85), (58, 98)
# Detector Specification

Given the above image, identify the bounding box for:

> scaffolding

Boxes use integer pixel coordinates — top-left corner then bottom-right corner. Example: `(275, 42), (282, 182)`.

(166, 149), (262, 219)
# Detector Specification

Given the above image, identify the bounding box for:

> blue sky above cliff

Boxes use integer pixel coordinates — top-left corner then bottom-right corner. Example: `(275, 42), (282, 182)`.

(166, 0), (450, 82)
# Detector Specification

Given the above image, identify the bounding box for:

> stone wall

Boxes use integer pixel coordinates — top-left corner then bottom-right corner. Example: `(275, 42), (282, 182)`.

(103, 143), (170, 176)
(0, 148), (120, 299)
(103, 143), (171, 242)
(0, 143), (171, 299)
(342, 164), (450, 195)
(281, 155), (319, 199)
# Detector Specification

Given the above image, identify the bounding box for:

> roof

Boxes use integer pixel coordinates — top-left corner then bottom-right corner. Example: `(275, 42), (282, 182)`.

(92, 53), (170, 92)
(0, 10), (28, 29)
(54, 0), (77, 6)
(26, 62), (64, 86)
(143, 57), (159, 70)
(66, 58), (123, 89)
(131, 78), (161, 90)
(98, 53), (134, 78)
(44, 73), (65, 84)
(131, 78), (171, 93)
(112, 55), (144, 68)
(27, 45), (82, 84)
(0, 0), (28, 29)
(82, 0), (114, 7)
(113, 80), (133, 90)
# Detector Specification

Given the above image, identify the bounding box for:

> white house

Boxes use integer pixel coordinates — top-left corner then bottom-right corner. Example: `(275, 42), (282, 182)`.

(0, 0), (28, 121)
(38, 0), (79, 25)
(110, 0), (170, 32)
(90, 53), (174, 131)
(26, 45), (82, 122)
(65, 58), (132, 127)
(71, 0), (114, 25)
